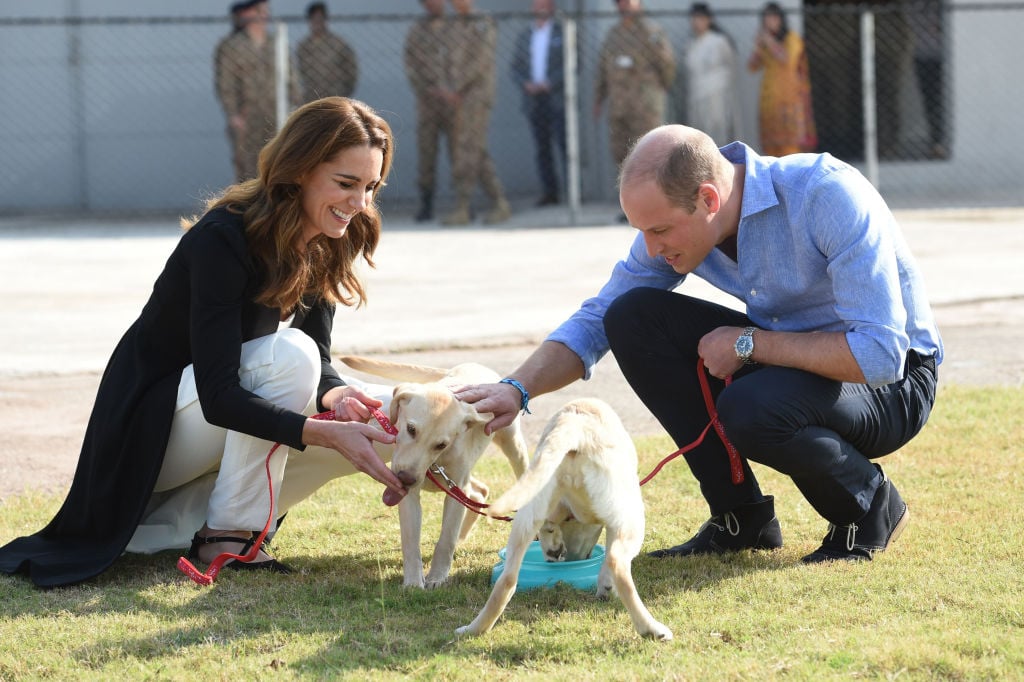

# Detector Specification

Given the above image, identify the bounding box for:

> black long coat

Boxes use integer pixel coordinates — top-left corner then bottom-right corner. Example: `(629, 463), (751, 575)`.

(0, 208), (345, 587)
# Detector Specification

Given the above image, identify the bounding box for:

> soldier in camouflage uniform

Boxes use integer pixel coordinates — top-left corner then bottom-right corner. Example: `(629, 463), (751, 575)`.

(215, 0), (299, 182)
(214, 3), (247, 181)
(441, 0), (511, 226)
(594, 0), (676, 169)
(404, 0), (453, 222)
(297, 2), (358, 103)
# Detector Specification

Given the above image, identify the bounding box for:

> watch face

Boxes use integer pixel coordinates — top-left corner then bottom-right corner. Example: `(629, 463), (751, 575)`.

(736, 335), (754, 358)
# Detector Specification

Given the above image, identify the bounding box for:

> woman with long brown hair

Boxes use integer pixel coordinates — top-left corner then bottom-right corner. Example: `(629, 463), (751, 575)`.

(0, 97), (407, 587)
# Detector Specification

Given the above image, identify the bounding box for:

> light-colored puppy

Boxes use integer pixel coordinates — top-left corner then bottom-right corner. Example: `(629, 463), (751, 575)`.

(457, 398), (672, 640)
(340, 356), (529, 589)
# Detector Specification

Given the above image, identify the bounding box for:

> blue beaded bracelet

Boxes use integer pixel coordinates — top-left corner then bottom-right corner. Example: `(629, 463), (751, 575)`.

(499, 377), (532, 414)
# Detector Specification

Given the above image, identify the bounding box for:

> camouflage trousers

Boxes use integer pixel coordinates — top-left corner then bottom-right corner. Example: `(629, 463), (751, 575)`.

(451, 92), (504, 201)
(231, 112), (276, 182)
(415, 95), (455, 194)
(608, 103), (665, 167)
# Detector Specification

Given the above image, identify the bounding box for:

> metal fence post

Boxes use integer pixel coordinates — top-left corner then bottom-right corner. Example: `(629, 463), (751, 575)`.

(861, 9), (879, 188)
(275, 21), (289, 132)
(563, 16), (582, 226)
(68, 1), (88, 210)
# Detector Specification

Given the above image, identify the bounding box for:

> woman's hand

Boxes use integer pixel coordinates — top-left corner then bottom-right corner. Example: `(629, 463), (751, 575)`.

(302, 418), (406, 502)
(322, 385), (385, 423)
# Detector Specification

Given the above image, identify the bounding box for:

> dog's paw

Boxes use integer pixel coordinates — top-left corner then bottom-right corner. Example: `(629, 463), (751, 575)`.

(402, 578), (426, 589)
(424, 577), (449, 590)
(485, 503), (513, 519)
(454, 624), (473, 636)
(640, 621), (673, 641)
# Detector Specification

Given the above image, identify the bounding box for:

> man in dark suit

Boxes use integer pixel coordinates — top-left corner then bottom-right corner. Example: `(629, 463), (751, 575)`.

(511, 0), (566, 206)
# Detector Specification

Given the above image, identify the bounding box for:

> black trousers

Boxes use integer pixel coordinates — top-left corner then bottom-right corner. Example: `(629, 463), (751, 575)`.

(524, 93), (566, 196)
(604, 288), (937, 524)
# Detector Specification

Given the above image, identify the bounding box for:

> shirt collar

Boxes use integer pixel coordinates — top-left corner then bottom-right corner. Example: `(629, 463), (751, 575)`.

(720, 141), (779, 220)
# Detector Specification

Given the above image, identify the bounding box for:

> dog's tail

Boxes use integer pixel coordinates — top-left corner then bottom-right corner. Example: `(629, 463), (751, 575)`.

(486, 401), (599, 518)
(339, 355), (450, 382)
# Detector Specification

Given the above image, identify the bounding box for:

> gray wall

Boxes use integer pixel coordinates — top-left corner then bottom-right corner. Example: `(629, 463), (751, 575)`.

(1, 0), (1021, 215)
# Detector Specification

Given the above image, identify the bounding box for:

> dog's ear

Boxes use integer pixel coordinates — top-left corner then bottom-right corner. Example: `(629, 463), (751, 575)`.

(391, 384), (411, 424)
(461, 401), (493, 431)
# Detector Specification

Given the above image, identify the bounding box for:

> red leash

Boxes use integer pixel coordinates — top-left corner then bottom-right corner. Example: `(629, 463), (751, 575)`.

(372, 405), (513, 521)
(425, 464), (513, 521)
(177, 357), (743, 582)
(177, 410), (338, 586)
(365, 408), (497, 515)
(377, 358), (747, 519)
(639, 358), (745, 487)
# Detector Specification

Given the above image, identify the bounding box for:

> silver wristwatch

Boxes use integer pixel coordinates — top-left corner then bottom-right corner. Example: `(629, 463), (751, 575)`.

(734, 326), (758, 365)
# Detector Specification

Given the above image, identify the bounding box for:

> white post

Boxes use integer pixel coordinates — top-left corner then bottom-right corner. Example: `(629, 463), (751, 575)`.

(563, 16), (582, 226)
(275, 21), (289, 131)
(860, 10), (879, 188)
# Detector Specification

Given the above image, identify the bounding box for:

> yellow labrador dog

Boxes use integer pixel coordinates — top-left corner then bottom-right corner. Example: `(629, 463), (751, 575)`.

(457, 398), (673, 640)
(340, 356), (529, 589)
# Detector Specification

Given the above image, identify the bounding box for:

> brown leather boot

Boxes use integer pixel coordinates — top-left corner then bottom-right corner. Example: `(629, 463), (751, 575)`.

(442, 199), (471, 226)
(484, 197), (511, 225)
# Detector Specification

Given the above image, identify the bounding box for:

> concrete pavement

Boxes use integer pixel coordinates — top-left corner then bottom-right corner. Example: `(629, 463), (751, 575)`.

(1, 204), (1022, 499)
(1, 205), (1022, 381)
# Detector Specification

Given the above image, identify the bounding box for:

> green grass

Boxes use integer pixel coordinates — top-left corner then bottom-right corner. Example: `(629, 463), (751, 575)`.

(1, 384), (1022, 681)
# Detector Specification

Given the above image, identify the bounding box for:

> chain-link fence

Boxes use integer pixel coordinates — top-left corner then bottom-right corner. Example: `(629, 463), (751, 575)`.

(1, 3), (1021, 220)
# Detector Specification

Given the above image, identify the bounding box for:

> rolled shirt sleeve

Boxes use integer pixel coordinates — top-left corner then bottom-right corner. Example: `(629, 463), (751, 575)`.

(548, 233), (683, 379)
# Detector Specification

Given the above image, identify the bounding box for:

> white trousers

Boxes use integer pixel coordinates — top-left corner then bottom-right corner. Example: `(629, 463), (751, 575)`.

(126, 328), (394, 553)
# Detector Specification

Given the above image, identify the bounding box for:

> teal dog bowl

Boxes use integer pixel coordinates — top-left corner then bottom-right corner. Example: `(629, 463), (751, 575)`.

(490, 540), (605, 591)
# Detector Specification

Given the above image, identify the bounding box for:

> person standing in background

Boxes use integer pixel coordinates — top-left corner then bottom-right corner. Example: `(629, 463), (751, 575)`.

(594, 0), (676, 171)
(684, 3), (741, 146)
(911, 0), (947, 159)
(214, 2), (247, 181)
(511, 0), (566, 207)
(297, 2), (358, 103)
(404, 0), (453, 223)
(441, 0), (511, 226)
(747, 2), (816, 156)
(215, 0), (300, 182)
(873, 0), (912, 159)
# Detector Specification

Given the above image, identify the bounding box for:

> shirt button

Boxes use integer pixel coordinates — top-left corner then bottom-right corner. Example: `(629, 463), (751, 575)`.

(772, 316), (779, 323)
(750, 289), (757, 296)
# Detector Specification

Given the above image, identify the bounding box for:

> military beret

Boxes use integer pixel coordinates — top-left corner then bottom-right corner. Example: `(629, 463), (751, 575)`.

(232, 0), (266, 11)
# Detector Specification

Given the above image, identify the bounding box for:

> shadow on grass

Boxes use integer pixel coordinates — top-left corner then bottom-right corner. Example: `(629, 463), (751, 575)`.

(1, 536), (798, 674)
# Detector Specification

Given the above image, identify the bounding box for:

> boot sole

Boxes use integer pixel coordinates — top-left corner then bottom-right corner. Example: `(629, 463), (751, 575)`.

(882, 504), (909, 552)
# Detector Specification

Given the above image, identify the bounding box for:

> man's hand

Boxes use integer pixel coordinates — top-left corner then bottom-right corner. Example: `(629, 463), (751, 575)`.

(697, 326), (747, 379)
(452, 382), (522, 435)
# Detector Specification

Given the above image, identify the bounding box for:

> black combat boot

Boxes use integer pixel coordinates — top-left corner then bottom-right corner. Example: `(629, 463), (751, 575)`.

(649, 495), (784, 558)
(801, 467), (909, 563)
(414, 190), (433, 222)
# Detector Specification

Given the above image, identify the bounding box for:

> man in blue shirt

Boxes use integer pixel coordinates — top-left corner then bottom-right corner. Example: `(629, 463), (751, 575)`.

(456, 124), (942, 563)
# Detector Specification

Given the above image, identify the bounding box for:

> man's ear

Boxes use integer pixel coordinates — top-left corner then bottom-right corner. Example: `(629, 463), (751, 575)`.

(697, 182), (721, 215)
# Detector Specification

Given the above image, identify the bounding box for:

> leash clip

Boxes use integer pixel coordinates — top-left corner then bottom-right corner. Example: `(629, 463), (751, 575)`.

(430, 464), (457, 489)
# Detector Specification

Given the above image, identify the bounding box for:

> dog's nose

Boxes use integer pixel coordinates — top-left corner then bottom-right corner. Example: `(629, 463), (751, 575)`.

(394, 470), (418, 487)
(544, 545), (566, 562)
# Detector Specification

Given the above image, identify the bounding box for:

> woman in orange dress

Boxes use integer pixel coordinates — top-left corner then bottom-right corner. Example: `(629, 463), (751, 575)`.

(747, 2), (817, 156)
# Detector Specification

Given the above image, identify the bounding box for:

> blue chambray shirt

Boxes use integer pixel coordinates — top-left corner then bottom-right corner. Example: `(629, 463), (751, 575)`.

(547, 142), (944, 389)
